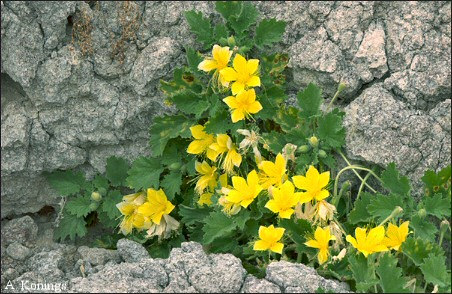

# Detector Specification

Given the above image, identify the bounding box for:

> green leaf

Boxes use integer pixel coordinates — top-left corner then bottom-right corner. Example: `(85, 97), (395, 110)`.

(401, 237), (444, 266)
(92, 174), (109, 191)
(228, 3), (258, 36)
(423, 193), (451, 218)
(381, 163), (411, 196)
(100, 189), (123, 220)
(178, 204), (211, 226)
(126, 157), (164, 191)
(204, 109), (234, 134)
(213, 23), (229, 40)
(105, 156), (129, 187)
(149, 114), (194, 157)
(161, 171), (182, 201)
(420, 253), (450, 288)
(202, 211), (237, 244)
(65, 194), (93, 218)
(255, 18), (286, 48)
(208, 234), (239, 254)
(186, 47), (203, 74)
(297, 83), (323, 118)
(348, 254), (378, 292)
(317, 112), (346, 149)
(376, 253), (410, 293)
(367, 193), (404, 223)
(54, 211), (87, 241)
(410, 215), (438, 241)
(46, 170), (86, 196)
(279, 218), (313, 245)
(348, 192), (373, 224)
(215, 1), (242, 20)
(261, 131), (288, 154)
(171, 91), (210, 118)
(234, 209), (251, 230)
(257, 86), (287, 120)
(184, 10), (214, 48)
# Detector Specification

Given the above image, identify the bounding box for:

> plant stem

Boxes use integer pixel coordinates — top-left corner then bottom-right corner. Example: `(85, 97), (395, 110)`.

(333, 165), (383, 201)
(338, 151), (377, 193)
(327, 88), (342, 112)
(356, 171), (372, 200)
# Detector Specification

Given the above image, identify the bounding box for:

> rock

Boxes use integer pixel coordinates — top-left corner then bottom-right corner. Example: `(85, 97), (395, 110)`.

(1, 216), (38, 246)
(265, 261), (350, 293)
(6, 243), (31, 261)
(240, 275), (281, 293)
(116, 239), (149, 262)
(343, 84), (451, 196)
(77, 246), (121, 266)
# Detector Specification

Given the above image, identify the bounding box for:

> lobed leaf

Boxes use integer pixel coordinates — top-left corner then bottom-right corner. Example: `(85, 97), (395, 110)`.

(376, 253), (410, 293)
(297, 83), (323, 118)
(46, 170), (86, 197)
(106, 156), (129, 187)
(54, 211), (87, 241)
(367, 193), (404, 223)
(126, 157), (164, 191)
(161, 171), (182, 201)
(202, 211), (237, 244)
(381, 163), (411, 196)
(100, 189), (123, 220)
(255, 18), (286, 48)
(65, 194), (93, 218)
(184, 10), (214, 48)
(420, 253), (451, 288)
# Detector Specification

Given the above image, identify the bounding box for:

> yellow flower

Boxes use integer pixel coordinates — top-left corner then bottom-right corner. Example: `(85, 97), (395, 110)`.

(194, 161), (218, 195)
(346, 226), (389, 257)
(137, 188), (175, 225)
(198, 192), (213, 206)
(220, 54), (261, 95)
(116, 192), (151, 235)
(293, 166), (330, 204)
(305, 226), (336, 265)
(209, 134), (242, 173)
(258, 153), (288, 189)
(217, 173), (241, 215)
(226, 170), (263, 208)
(265, 181), (301, 219)
(384, 221), (410, 251)
(187, 125), (216, 157)
(253, 225), (285, 254)
(223, 89), (263, 123)
(198, 45), (232, 87)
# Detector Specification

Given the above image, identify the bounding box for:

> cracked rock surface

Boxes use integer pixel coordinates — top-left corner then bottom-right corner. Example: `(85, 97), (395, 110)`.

(1, 1), (450, 216)
(1, 216), (349, 293)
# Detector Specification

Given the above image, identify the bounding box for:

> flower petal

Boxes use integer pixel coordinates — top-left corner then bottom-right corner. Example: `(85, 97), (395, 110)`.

(220, 67), (238, 82)
(270, 242), (284, 254)
(223, 96), (238, 109)
(233, 54), (248, 72)
(231, 109), (245, 123)
(246, 75), (261, 87)
(247, 59), (259, 74)
(231, 81), (245, 95)
(253, 240), (269, 251)
(198, 59), (217, 72)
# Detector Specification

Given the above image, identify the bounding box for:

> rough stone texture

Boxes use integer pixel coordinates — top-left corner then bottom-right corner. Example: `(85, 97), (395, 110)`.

(1, 216), (38, 246)
(1, 1), (450, 216)
(344, 84), (451, 196)
(116, 238), (150, 263)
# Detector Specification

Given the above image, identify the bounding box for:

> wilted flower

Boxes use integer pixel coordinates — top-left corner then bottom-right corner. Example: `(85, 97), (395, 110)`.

(281, 143), (297, 163)
(237, 129), (262, 162)
(146, 214), (179, 240)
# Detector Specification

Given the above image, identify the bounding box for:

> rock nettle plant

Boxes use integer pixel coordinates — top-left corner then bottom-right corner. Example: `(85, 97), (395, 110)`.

(46, 2), (451, 293)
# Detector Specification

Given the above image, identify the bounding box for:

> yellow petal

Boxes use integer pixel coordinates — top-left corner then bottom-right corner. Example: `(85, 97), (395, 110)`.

(346, 235), (358, 248)
(223, 96), (238, 109)
(187, 140), (205, 154)
(253, 240), (270, 251)
(231, 81), (245, 95)
(270, 242), (284, 254)
(190, 125), (206, 140)
(292, 175), (308, 190)
(318, 249), (329, 265)
(137, 202), (153, 216)
(226, 190), (242, 204)
(233, 54), (247, 73)
(305, 239), (320, 249)
(247, 170), (260, 188)
(265, 200), (279, 213)
(279, 209), (294, 219)
(306, 165), (320, 181)
(198, 59), (217, 72)
(247, 59), (259, 74)
(116, 202), (135, 216)
(231, 109), (245, 122)
(247, 101), (263, 114)
(318, 171), (330, 188)
(220, 67), (238, 82)
(246, 75), (261, 87)
(298, 192), (313, 204)
(355, 227), (368, 244)
(315, 189), (330, 201)
(165, 201), (175, 215)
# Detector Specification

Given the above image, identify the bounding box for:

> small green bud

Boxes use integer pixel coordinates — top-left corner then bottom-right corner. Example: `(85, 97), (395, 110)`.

(298, 145), (310, 153)
(91, 191), (102, 202)
(168, 162), (182, 171)
(417, 208), (427, 218)
(238, 46), (250, 55)
(341, 180), (351, 191)
(227, 36), (236, 47)
(318, 149), (327, 158)
(440, 220), (450, 234)
(219, 37), (228, 46)
(337, 82), (347, 93)
(98, 187), (107, 196)
(89, 202), (99, 211)
(309, 136), (319, 148)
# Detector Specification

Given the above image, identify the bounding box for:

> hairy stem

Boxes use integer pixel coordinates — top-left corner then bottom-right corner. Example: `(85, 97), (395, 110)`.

(338, 150), (377, 193)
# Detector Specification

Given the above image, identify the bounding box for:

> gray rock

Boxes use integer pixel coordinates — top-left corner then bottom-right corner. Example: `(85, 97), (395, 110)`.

(6, 242), (31, 261)
(1, 216), (38, 246)
(241, 275), (281, 293)
(116, 238), (149, 262)
(266, 261), (350, 293)
(343, 84), (451, 196)
(77, 246), (121, 266)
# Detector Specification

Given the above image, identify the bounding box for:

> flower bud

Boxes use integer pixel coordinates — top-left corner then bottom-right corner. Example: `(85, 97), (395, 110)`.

(417, 208), (427, 218)
(91, 191), (102, 202)
(318, 149), (327, 158)
(440, 220), (450, 234)
(227, 36), (236, 47)
(168, 162), (182, 171)
(298, 145), (310, 153)
(337, 82), (347, 93)
(89, 202), (99, 211)
(309, 136), (319, 148)
(219, 37), (228, 46)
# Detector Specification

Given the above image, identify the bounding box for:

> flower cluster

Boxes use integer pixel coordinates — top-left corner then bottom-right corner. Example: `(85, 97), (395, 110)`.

(116, 188), (179, 239)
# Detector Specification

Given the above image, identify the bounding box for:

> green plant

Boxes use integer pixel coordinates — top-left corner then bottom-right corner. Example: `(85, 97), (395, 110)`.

(47, 2), (451, 292)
